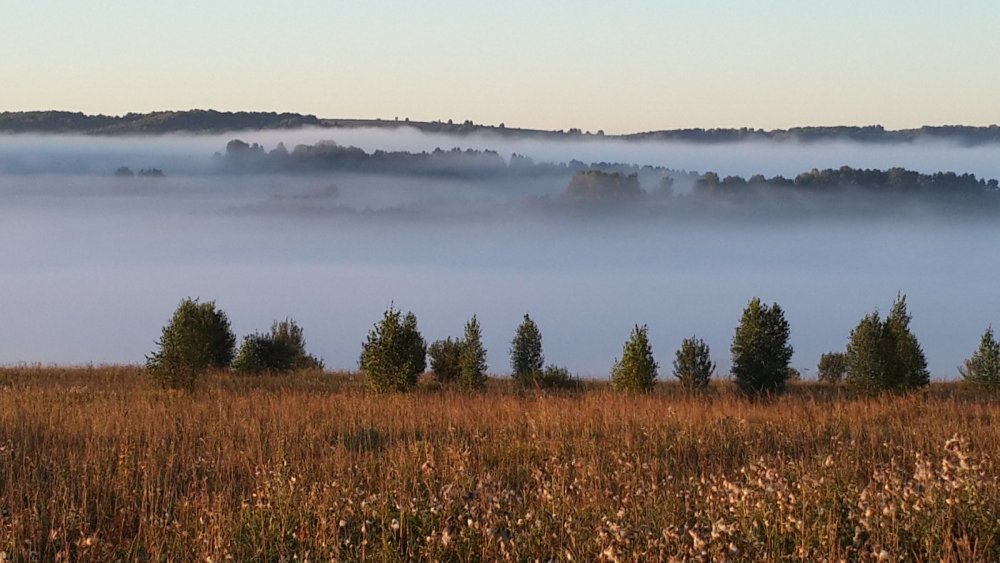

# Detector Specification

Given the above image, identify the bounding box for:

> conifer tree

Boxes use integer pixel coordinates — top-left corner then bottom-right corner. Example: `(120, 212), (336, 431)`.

(731, 298), (793, 395)
(459, 314), (488, 390)
(611, 324), (658, 392)
(960, 326), (1000, 390)
(510, 313), (544, 386)
(673, 336), (714, 390)
(884, 295), (929, 389)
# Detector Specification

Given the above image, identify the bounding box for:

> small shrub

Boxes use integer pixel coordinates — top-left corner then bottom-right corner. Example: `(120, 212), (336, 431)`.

(672, 336), (714, 391)
(233, 319), (323, 375)
(359, 306), (426, 392)
(611, 324), (658, 392)
(428, 337), (464, 384)
(146, 298), (236, 389)
(787, 367), (802, 382)
(518, 365), (580, 390)
(232, 333), (276, 375)
(536, 364), (579, 390)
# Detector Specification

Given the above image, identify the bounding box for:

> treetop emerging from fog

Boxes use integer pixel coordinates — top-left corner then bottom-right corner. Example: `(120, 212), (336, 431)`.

(216, 137), (1000, 213)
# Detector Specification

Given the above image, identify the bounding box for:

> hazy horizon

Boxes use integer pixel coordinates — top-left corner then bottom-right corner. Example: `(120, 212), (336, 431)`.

(4, 2), (999, 133)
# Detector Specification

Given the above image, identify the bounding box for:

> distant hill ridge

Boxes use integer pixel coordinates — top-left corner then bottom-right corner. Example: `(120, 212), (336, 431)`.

(2, 110), (1000, 144)
(0, 110), (321, 134)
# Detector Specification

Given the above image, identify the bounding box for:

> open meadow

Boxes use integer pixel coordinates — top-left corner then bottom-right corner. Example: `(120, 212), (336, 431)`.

(1, 367), (999, 561)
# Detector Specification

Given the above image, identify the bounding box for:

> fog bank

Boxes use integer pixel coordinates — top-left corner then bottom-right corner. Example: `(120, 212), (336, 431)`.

(0, 132), (996, 379)
(3, 129), (1000, 180)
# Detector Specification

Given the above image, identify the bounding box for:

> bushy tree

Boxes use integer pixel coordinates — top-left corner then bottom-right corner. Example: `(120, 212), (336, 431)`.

(884, 296), (930, 389)
(845, 295), (929, 394)
(844, 313), (884, 393)
(672, 336), (714, 390)
(611, 324), (658, 392)
(428, 337), (464, 384)
(271, 319), (324, 370)
(232, 333), (275, 374)
(232, 318), (323, 374)
(510, 314), (544, 386)
(960, 326), (1000, 390)
(359, 306), (427, 392)
(731, 298), (793, 395)
(146, 298), (236, 389)
(459, 315), (488, 390)
(817, 352), (847, 384)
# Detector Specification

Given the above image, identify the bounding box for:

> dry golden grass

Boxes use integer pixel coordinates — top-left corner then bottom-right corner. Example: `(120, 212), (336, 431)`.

(1, 366), (999, 561)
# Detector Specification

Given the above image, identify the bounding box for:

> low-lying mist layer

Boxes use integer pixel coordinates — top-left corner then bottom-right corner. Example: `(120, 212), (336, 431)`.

(0, 131), (996, 377)
(4, 127), (1000, 180)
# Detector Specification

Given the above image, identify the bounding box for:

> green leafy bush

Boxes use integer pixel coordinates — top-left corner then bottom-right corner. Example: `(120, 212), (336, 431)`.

(536, 364), (580, 390)
(845, 295), (929, 394)
(817, 352), (847, 384)
(428, 337), (464, 384)
(233, 319), (323, 375)
(146, 298), (236, 389)
(359, 306), (426, 392)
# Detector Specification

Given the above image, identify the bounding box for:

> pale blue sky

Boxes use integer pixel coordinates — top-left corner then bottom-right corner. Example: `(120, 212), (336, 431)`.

(2, 1), (998, 133)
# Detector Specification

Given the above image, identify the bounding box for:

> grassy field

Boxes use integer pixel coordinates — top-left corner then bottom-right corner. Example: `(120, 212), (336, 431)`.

(1, 367), (999, 561)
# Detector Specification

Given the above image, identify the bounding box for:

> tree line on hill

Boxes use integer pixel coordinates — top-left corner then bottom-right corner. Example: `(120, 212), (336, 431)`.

(145, 296), (1000, 395)
(5, 111), (1000, 146)
(0, 110), (321, 134)
(623, 124), (1000, 146)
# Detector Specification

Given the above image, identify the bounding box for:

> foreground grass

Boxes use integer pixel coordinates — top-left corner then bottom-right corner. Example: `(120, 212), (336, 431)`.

(1, 367), (999, 561)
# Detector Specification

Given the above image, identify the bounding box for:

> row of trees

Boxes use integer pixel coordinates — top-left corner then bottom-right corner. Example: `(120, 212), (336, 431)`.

(145, 296), (1000, 394)
(359, 309), (574, 392)
(607, 299), (791, 394)
(695, 166), (999, 200)
(601, 295), (999, 395)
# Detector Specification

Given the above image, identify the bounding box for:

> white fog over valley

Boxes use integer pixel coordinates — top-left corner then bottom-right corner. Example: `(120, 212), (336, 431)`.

(1, 128), (998, 378)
